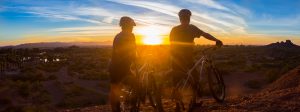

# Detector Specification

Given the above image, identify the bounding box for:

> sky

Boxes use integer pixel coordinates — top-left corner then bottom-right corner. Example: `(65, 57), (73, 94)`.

(0, 0), (300, 46)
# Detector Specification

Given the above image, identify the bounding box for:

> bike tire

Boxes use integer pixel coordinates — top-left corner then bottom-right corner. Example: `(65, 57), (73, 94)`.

(148, 74), (164, 112)
(172, 79), (195, 112)
(121, 86), (140, 112)
(207, 65), (226, 102)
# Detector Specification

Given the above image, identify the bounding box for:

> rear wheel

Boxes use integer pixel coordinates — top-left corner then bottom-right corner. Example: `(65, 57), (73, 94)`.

(207, 64), (225, 102)
(172, 79), (195, 112)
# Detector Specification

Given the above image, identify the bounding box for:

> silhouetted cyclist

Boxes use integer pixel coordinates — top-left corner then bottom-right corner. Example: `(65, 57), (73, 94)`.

(170, 9), (223, 91)
(109, 16), (137, 112)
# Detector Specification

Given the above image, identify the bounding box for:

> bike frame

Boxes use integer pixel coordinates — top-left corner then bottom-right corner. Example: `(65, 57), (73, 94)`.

(175, 54), (208, 91)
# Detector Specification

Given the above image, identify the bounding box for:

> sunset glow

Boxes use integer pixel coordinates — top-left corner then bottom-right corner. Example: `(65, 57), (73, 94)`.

(135, 26), (167, 45)
(142, 36), (162, 45)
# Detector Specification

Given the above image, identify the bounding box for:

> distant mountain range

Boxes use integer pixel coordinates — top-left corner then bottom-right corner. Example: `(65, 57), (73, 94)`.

(0, 41), (112, 49)
(266, 40), (300, 48)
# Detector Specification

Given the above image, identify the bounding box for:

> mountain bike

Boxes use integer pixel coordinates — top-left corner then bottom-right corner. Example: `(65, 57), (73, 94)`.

(119, 73), (139, 112)
(171, 47), (225, 112)
(120, 53), (164, 112)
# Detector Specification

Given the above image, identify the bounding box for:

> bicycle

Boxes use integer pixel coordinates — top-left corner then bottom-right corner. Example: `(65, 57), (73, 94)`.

(120, 50), (164, 112)
(171, 47), (226, 112)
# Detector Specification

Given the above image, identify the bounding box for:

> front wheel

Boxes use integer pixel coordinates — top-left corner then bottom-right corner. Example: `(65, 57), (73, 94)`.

(148, 74), (164, 112)
(207, 65), (225, 102)
(120, 86), (140, 112)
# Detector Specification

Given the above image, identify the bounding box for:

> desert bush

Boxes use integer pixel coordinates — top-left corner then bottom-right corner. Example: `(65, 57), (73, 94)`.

(17, 81), (31, 97)
(244, 80), (262, 89)
(47, 74), (57, 80)
(265, 69), (281, 83)
(59, 84), (107, 108)
(0, 97), (11, 106)
(38, 62), (64, 72)
(98, 82), (110, 89)
(33, 90), (51, 104)
(68, 70), (77, 77)
(78, 70), (109, 80)
(10, 69), (47, 82)
(15, 105), (49, 112)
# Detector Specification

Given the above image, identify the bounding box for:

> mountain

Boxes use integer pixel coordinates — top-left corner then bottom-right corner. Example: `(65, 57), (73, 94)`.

(1, 41), (112, 49)
(266, 40), (299, 48)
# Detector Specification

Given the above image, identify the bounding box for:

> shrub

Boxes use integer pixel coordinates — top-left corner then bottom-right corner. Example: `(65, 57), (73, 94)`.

(78, 70), (109, 80)
(0, 97), (11, 106)
(48, 74), (57, 80)
(59, 84), (107, 108)
(17, 81), (31, 97)
(265, 69), (281, 83)
(244, 80), (262, 89)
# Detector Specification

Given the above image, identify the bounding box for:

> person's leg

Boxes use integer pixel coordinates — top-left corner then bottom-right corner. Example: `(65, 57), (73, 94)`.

(110, 83), (121, 112)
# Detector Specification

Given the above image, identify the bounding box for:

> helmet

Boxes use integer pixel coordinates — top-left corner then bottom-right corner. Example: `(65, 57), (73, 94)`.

(178, 9), (192, 17)
(119, 16), (136, 26)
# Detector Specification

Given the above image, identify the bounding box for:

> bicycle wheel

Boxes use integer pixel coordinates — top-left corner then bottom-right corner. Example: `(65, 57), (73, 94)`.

(148, 74), (164, 112)
(172, 77), (195, 112)
(120, 73), (141, 112)
(120, 84), (141, 112)
(207, 64), (225, 102)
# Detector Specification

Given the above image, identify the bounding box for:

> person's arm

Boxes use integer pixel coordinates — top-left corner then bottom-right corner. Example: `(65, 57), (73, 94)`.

(202, 32), (219, 41)
(193, 25), (223, 47)
(202, 32), (223, 47)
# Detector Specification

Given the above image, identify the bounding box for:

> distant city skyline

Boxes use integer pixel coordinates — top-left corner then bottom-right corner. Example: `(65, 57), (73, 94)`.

(0, 0), (300, 46)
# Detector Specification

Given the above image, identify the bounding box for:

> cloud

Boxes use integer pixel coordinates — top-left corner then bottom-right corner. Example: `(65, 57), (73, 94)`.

(4, 0), (276, 45)
(185, 0), (231, 12)
(50, 26), (120, 37)
(251, 14), (300, 26)
(0, 6), (5, 12)
(107, 0), (249, 34)
(21, 7), (103, 24)
(107, 0), (224, 31)
(7, 0), (250, 35)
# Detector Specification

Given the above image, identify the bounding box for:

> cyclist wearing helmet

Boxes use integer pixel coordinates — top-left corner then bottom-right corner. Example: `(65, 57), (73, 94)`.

(170, 9), (223, 81)
(109, 16), (136, 112)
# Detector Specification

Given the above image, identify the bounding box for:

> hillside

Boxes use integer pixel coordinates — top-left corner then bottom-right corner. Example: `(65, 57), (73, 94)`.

(1, 45), (300, 112)
(61, 65), (300, 112)
(200, 65), (300, 112)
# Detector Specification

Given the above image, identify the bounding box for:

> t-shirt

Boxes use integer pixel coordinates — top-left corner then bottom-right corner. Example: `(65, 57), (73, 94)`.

(169, 24), (204, 69)
(170, 24), (204, 45)
(170, 24), (204, 55)
(110, 32), (136, 70)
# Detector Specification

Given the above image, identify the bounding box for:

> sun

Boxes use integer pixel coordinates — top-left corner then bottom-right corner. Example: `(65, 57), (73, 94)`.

(143, 36), (162, 45)
(135, 25), (167, 45)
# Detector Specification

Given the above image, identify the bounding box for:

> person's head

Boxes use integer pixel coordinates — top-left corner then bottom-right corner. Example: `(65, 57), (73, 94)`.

(178, 9), (191, 26)
(119, 16), (136, 32)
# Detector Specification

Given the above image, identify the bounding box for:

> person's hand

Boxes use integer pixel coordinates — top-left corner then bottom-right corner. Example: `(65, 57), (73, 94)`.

(216, 40), (223, 47)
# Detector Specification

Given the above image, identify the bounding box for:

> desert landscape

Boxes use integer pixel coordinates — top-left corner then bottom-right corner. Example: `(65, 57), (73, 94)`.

(1, 40), (300, 112)
(1, 0), (300, 111)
